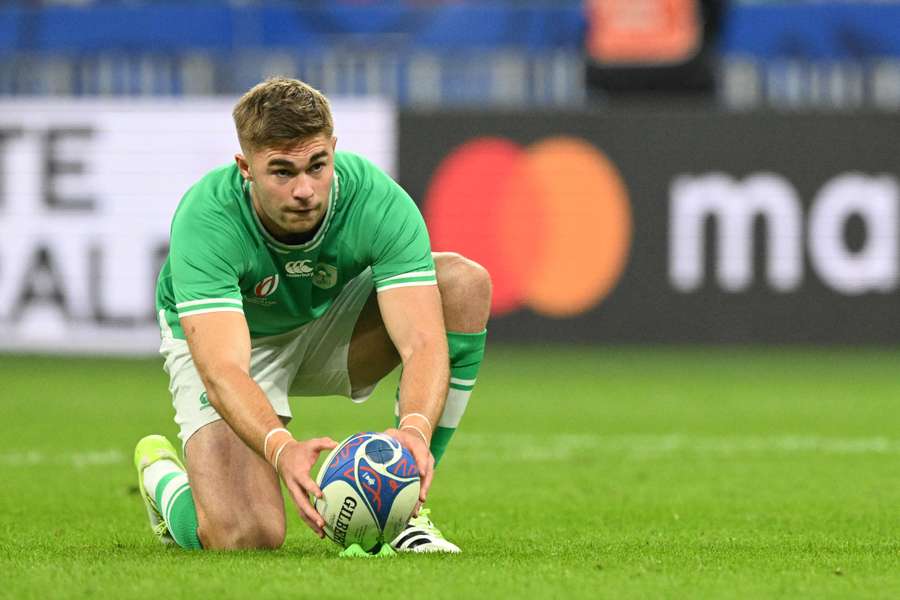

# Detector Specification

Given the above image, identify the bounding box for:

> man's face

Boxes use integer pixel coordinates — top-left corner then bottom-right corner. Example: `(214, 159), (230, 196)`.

(236, 134), (336, 243)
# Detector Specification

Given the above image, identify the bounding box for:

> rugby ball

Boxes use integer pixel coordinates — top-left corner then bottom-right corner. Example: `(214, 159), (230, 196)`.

(314, 432), (420, 551)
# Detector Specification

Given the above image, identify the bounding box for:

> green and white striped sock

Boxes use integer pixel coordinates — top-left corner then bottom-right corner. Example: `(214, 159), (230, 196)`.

(145, 461), (202, 550)
(395, 329), (487, 466)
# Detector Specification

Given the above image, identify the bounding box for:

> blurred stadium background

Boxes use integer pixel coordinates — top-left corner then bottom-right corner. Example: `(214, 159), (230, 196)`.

(5, 1), (900, 597)
(4, 0), (900, 349)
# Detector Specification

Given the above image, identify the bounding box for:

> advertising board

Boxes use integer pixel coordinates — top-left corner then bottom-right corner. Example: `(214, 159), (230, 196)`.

(0, 98), (394, 353)
(399, 110), (900, 343)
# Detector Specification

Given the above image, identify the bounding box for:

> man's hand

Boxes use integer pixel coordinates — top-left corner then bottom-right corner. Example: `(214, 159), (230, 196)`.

(384, 427), (434, 507)
(276, 437), (338, 538)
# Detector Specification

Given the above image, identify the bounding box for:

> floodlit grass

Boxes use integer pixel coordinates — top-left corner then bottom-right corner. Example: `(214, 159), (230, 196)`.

(2, 346), (900, 599)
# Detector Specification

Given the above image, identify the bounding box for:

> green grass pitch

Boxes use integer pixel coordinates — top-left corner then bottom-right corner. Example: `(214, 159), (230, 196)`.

(2, 346), (900, 599)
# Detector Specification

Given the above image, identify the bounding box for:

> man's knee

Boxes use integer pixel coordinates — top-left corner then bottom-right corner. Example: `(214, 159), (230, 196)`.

(435, 252), (492, 303)
(199, 517), (285, 550)
(434, 252), (492, 330)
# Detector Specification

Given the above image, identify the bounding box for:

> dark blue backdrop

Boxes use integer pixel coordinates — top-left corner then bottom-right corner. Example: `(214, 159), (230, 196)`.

(2, 2), (898, 60)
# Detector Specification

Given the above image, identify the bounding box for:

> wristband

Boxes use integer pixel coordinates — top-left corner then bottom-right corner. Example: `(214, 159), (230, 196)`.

(263, 427), (291, 459)
(400, 424), (430, 446)
(264, 428), (294, 466)
(399, 412), (433, 434)
(272, 439), (293, 473)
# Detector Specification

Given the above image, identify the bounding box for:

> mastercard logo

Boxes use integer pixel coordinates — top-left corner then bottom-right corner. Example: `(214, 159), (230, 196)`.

(423, 136), (632, 318)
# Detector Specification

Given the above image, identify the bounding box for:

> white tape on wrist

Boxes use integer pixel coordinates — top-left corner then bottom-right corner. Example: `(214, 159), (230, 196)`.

(263, 427), (291, 459)
(399, 412), (433, 434)
(400, 424), (429, 446)
(272, 440), (293, 473)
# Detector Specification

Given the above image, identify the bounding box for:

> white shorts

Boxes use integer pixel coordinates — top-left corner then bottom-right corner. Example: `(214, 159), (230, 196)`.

(159, 268), (378, 448)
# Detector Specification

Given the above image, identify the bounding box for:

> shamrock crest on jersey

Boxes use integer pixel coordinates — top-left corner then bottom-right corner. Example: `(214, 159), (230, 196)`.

(313, 263), (338, 289)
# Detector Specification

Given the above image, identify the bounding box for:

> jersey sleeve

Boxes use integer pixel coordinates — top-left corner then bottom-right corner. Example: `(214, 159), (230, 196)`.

(363, 165), (437, 293)
(168, 205), (246, 319)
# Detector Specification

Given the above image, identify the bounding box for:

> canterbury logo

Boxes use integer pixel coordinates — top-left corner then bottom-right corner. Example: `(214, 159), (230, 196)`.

(284, 260), (314, 277)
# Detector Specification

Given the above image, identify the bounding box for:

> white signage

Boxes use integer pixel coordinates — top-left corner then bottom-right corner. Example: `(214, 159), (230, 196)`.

(670, 171), (900, 295)
(0, 98), (396, 354)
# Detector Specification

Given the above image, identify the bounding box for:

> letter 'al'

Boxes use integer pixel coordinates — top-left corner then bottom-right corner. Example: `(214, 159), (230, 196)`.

(808, 173), (898, 295)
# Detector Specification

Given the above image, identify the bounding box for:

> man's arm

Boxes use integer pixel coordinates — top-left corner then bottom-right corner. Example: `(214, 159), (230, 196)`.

(181, 311), (336, 536)
(376, 284), (449, 504)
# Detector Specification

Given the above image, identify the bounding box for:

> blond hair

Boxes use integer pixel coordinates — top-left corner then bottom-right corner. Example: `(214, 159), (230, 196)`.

(233, 77), (334, 152)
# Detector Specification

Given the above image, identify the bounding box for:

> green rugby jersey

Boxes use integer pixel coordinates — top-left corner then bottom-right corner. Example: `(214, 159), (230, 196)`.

(155, 151), (436, 340)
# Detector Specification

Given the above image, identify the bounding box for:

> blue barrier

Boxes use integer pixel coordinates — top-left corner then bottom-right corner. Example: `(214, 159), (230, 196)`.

(6, 3), (900, 60)
(722, 3), (900, 60)
(1, 4), (585, 54)
(4, 1), (900, 109)
(0, 8), (22, 52)
(10, 1), (900, 60)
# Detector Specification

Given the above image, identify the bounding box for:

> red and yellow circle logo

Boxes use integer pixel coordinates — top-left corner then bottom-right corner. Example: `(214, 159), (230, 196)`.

(424, 136), (632, 317)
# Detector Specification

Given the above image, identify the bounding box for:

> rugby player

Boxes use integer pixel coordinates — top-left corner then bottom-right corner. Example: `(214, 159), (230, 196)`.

(133, 77), (490, 553)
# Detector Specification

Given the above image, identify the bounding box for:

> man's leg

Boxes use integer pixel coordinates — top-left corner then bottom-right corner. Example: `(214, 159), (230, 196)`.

(134, 434), (200, 548)
(348, 252), (491, 459)
(136, 422), (286, 550)
(184, 420), (287, 550)
(140, 332), (293, 551)
(426, 253), (490, 464)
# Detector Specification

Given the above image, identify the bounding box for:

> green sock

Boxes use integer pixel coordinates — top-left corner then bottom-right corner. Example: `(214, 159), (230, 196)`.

(155, 471), (202, 549)
(395, 329), (487, 466)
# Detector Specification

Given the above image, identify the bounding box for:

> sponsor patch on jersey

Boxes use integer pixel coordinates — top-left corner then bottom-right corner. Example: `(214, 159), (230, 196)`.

(254, 274), (280, 297)
(284, 260), (314, 277)
(312, 263), (338, 289)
